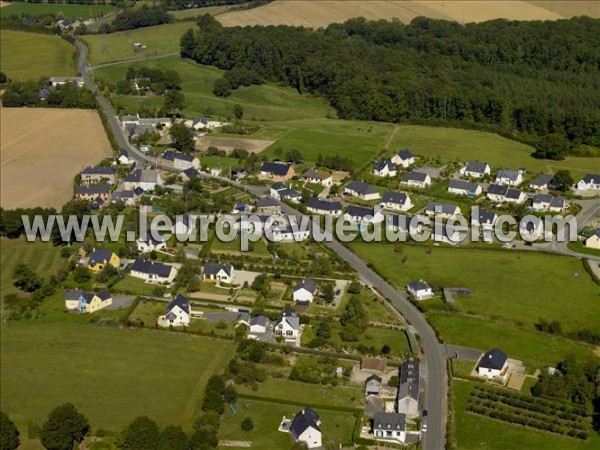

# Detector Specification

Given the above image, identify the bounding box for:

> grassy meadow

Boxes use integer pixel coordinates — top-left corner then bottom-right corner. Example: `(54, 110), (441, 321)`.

(0, 30), (75, 80)
(0, 2), (116, 19)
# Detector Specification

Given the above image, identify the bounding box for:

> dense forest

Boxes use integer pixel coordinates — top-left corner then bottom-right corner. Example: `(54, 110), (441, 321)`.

(182, 16), (600, 151)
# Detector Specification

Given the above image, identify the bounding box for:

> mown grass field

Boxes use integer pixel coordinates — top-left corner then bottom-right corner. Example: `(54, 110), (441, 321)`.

(0, 323), (234, 436)
(350, 243), (599, 333)
(0, 2), (116, 19)
(0, 30), (75, 79)
(451, 380), (600, 450)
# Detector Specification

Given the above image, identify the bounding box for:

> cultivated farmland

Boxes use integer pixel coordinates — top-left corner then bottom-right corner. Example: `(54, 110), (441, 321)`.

(0, 30), (75, 80)
(217, 0), (599, 28)
(0, 107), (112, 209)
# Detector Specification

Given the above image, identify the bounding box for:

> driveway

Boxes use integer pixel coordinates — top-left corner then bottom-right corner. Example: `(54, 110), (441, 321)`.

(444, 344), (482, 361)
(106, 295), (136, 310)
(235, 270), (261, 287)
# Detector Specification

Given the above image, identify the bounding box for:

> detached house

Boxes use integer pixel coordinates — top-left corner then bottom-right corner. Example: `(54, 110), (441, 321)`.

(289, 408), (322, 449)
(365, 374), (382, 395)
(249, 315), (270, 337)
(529, 174), (553, 190)
(137, 235), (167, 253)
(130, 260), (177, 284)
(344, 205), (384, 225)
(381, 191), (412, 212)
(88, 249), (120, 272)
(424, 202), (461, 218)
(274, 310), (300, 342)
(161, 150), (200, 171)
(495, 169), (524, 186)
(575, 174), (600, 191)
(302, 169), (333, 186)
(400, 172), (431, 188)
(255, 198), (281, 215)
(486, 184), (526, 204)
(476, 348), (508, 380)
(203, 262), (235, 284)
(259, 162), (295, 182)
(163, 294), (191, 327)
(448, 179), (482, 197)
(75, 184), (110, 202)
(391, 149), (415, 168)
(123, 169), (163, 191)
(460, 161), (491, 179)
(49, 76), (84, 87)
(270, 183), (301, 202)
(474, 209), (498, 231)
(407, 280), (433, 300)
(397, 360), (420, 418)
(373, 412), (406, 444)
(307, 198), (342, 216)
(344, 181), (380, 201)
(372, 158), (397, 177)
(80, 166), (116, 185)
(532, 194), (566, 212)
(585, 229), (600, 249)
(293, 278), (318, 305)
(65, 289), (112, 314)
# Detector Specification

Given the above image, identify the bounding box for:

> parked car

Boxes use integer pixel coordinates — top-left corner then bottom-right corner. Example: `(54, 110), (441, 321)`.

(422, 424), (428, 433)
(422, 410), (428, 417)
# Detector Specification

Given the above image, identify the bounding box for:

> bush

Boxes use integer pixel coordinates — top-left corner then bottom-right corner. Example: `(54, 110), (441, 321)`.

(241, 417), (254, 432)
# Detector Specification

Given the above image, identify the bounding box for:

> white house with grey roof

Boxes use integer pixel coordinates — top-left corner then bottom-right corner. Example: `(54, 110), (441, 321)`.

(495, 169), (524, 186)
(373, 412), (407, 444)
(293, 278), (318, 304)
(532, 194), (566, 212)
(407, 280), (433, 300)
(397, 360), (420, 419)
(123, 169), (163, 191)
(286, 407), (322, 449)
(381, 191), (412, 212)
(274, 310), (300, 343)
(400, 172), (431, 188)
(476, 348), (508, 380)
(307, 198), (342, 216)
(137, 235), (167, 253)
(448, 179), (482, 197)
(344, 205), (384, 225)
(372, 158), (397, 177)
(487, 184), (526, 204)
(202, 262), (235, 284)
(424, 202), (461, 218)
(575, 174), (600, 191)
(460, 161), (491, 179)
(344, 181), (380, 200)
(130, 260), (177, 283)
(302, 169), (332, 186)
(529, 174), (553, 190)
(473, 209), (498, 232)
(162, 294), (191, 327)
(249, 315), (269, 336)
(160, 150), (200, 170)
(391, 149), (415, 168)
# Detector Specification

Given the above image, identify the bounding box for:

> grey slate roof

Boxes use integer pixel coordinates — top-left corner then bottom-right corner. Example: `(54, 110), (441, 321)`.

(448, 179), (480, 192)
(580, 174), (600, 183)
(395, 149), (413, 160)
(278, 188), (301, 200)
(407, 280), (430, 292)
(399, 360), (420, 400)
(278, 309), (300, 330)
(346, 205), (376, 219)
(162, 150), (194, 162)
(294, 278), (317, 294)
(496, 169), (520, 181)
(75, 184), (110, 196)
(366, 374), (382, 383)
(81, 166), (115, 175)
(505, 188), (523, 200)
(182, 167), (200, 179)
(124, 169), (160, 183)
(307, 198), (342, 212)
(374, 158), (394, 171)
(478, 209), (497, 225)
(382, 191), (408, 205)
(425, 202), (459, 215)
(487, 183), (508, 196)
(302, 169), (330, 180)
(130, 259), (174, 277)
(261, 162), (291, 176)
(534, 195), (565, 209)
(250, 315), (269, 327)
(256, 198), (280, 208)
(401, 172), (428, 183)
(290, 408), (320, 439)
(89, 249), (114, 266)
(165, 294), (190, 315)
(271, 182), (286, 191)
(464, 161), (489, 174)
(478, 348), (507, 370)
(530, 174), (553, 187)
(203, 262), (234, 276)
(373, 412), (406, 431)
(345, 180), (378, 195)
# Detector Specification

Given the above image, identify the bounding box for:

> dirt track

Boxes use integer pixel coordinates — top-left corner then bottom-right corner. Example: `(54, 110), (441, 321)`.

(1, 107), (112, 209)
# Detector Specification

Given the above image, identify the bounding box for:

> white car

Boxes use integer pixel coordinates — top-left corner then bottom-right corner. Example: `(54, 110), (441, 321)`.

(421, 424), (428, 433)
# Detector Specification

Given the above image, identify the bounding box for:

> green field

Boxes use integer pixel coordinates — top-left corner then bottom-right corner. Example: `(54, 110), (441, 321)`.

(451, 380), (599, 450)
(0, 322), (234, 435)
(388, 125), (597, 178)
(0, 30), (75, 79)
(81, 21), (199, 65)
(1, 2), (116, 19)
(169, 5), (231, 19)
(350, 243), (599, 333)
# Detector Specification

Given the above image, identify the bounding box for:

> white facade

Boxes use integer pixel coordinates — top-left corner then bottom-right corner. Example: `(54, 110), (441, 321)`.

(164, 305), (190, 327)
(137, 237), (167, 253)
(397, 396), (419, 419)
(274, 319), (298, 341)
(295, 426), (321, 449)
(460, 163), (491, 179)
(130, 265), (177, 284)
(391, 153), (415, 168)
(293, 288), (314, 303)
(495, 171), (524, 186)
(575, 175), (600, 190)
(585, 233), (600, 249)
(380, 195), (412, 212)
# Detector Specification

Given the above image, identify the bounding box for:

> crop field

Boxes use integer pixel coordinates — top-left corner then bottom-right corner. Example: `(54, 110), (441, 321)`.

(0, 30), (75, 80)
(0, 107), (113, 210)
(217, 0), (598, 28)
(0, 2), (116, 19)
(0, 323), (235, 437)
(350, 243), (599, 333)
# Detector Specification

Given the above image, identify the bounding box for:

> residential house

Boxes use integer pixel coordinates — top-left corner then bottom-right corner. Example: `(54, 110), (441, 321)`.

(65, 289), (112, 314)
(476, 348), (508, 380)
(88, 249), (119, 272)
(186, 116), (224, 130)
(75, 184), (110, 202)
(520, 216), (544, 239)
(80, 166), (117, 185)
(137, 235), (167, 253)
(460, 161), (491, 179)
(203, 262), (235, 284)
(448, 179), (482, 197)
(138, 117), (171, 128)
(391, 149), (415, 168)
(397, 360), (420, 418)
(274, 310), (300, 342)
(344, 181), (380, 201)
(293, 278), (318, 305)
(532, 194), (566, 212)
(372, 158), (397, 177)
(365, 374), (382, 395)
(111, 189), (138, 206)
(360, 357), (387, 372)
(209, 167), (222, 177)
(432, 225), (464, 245)
(400, 172), (431, 188)
(306, 198), (342, 216)
(130, 259), (177, 283)
(289, 408), (322, 449)
(123, 169), (163, 191)
(473, 209), (498, 232)
(424, 202), (461, 218)
(249, 315), (269, 336)
(181, 167), (201, 181)
(49, 76), (84, 87)
(529, 174), (553, 190)
(121, 115), (139, 127)
(270, 182), (286, 198)
(163, 294), (191, 327)
(495, 169), (524, 186)
(344, 205), (384, 225)
(373, 412), (406, 444)
(269, 224), (310, 242)
(173, 213), (198, 238)
(381, 191), (412, 212)
(160, 150), (200, 171)
(407, 280), (433, 300)
(270, 183), (301, 202)
(259, 162), (295, 182)
(302, 169), (333, 186)
(255, 198), (281, 215)
(585, 229), (600, 249)
(486, 184), (526, 204)
(230, 167), (247, 180)
(575, 174), (600, 190)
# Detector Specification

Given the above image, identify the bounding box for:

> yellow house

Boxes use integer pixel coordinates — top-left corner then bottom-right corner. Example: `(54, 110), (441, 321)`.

(65, 289), (113, 314)
(88, 249), (120, 272)
(585, 230), (600, 250)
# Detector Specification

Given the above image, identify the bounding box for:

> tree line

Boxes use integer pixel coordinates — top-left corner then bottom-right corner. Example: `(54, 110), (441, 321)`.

(1, 78), (97, 109)
(181, 15), (600, 152)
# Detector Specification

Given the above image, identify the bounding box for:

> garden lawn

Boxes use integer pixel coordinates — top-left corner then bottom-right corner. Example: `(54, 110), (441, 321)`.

(451, 379), (599, 450)
(350, 243), (599, 333)
(0, 322), (234, 433)
(1, 2), (116, 19)
(111, 275), (161, 296)
(388, 125), (597, 179)
(429, 312), (597, 369)
(0, 30), (75, 79)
